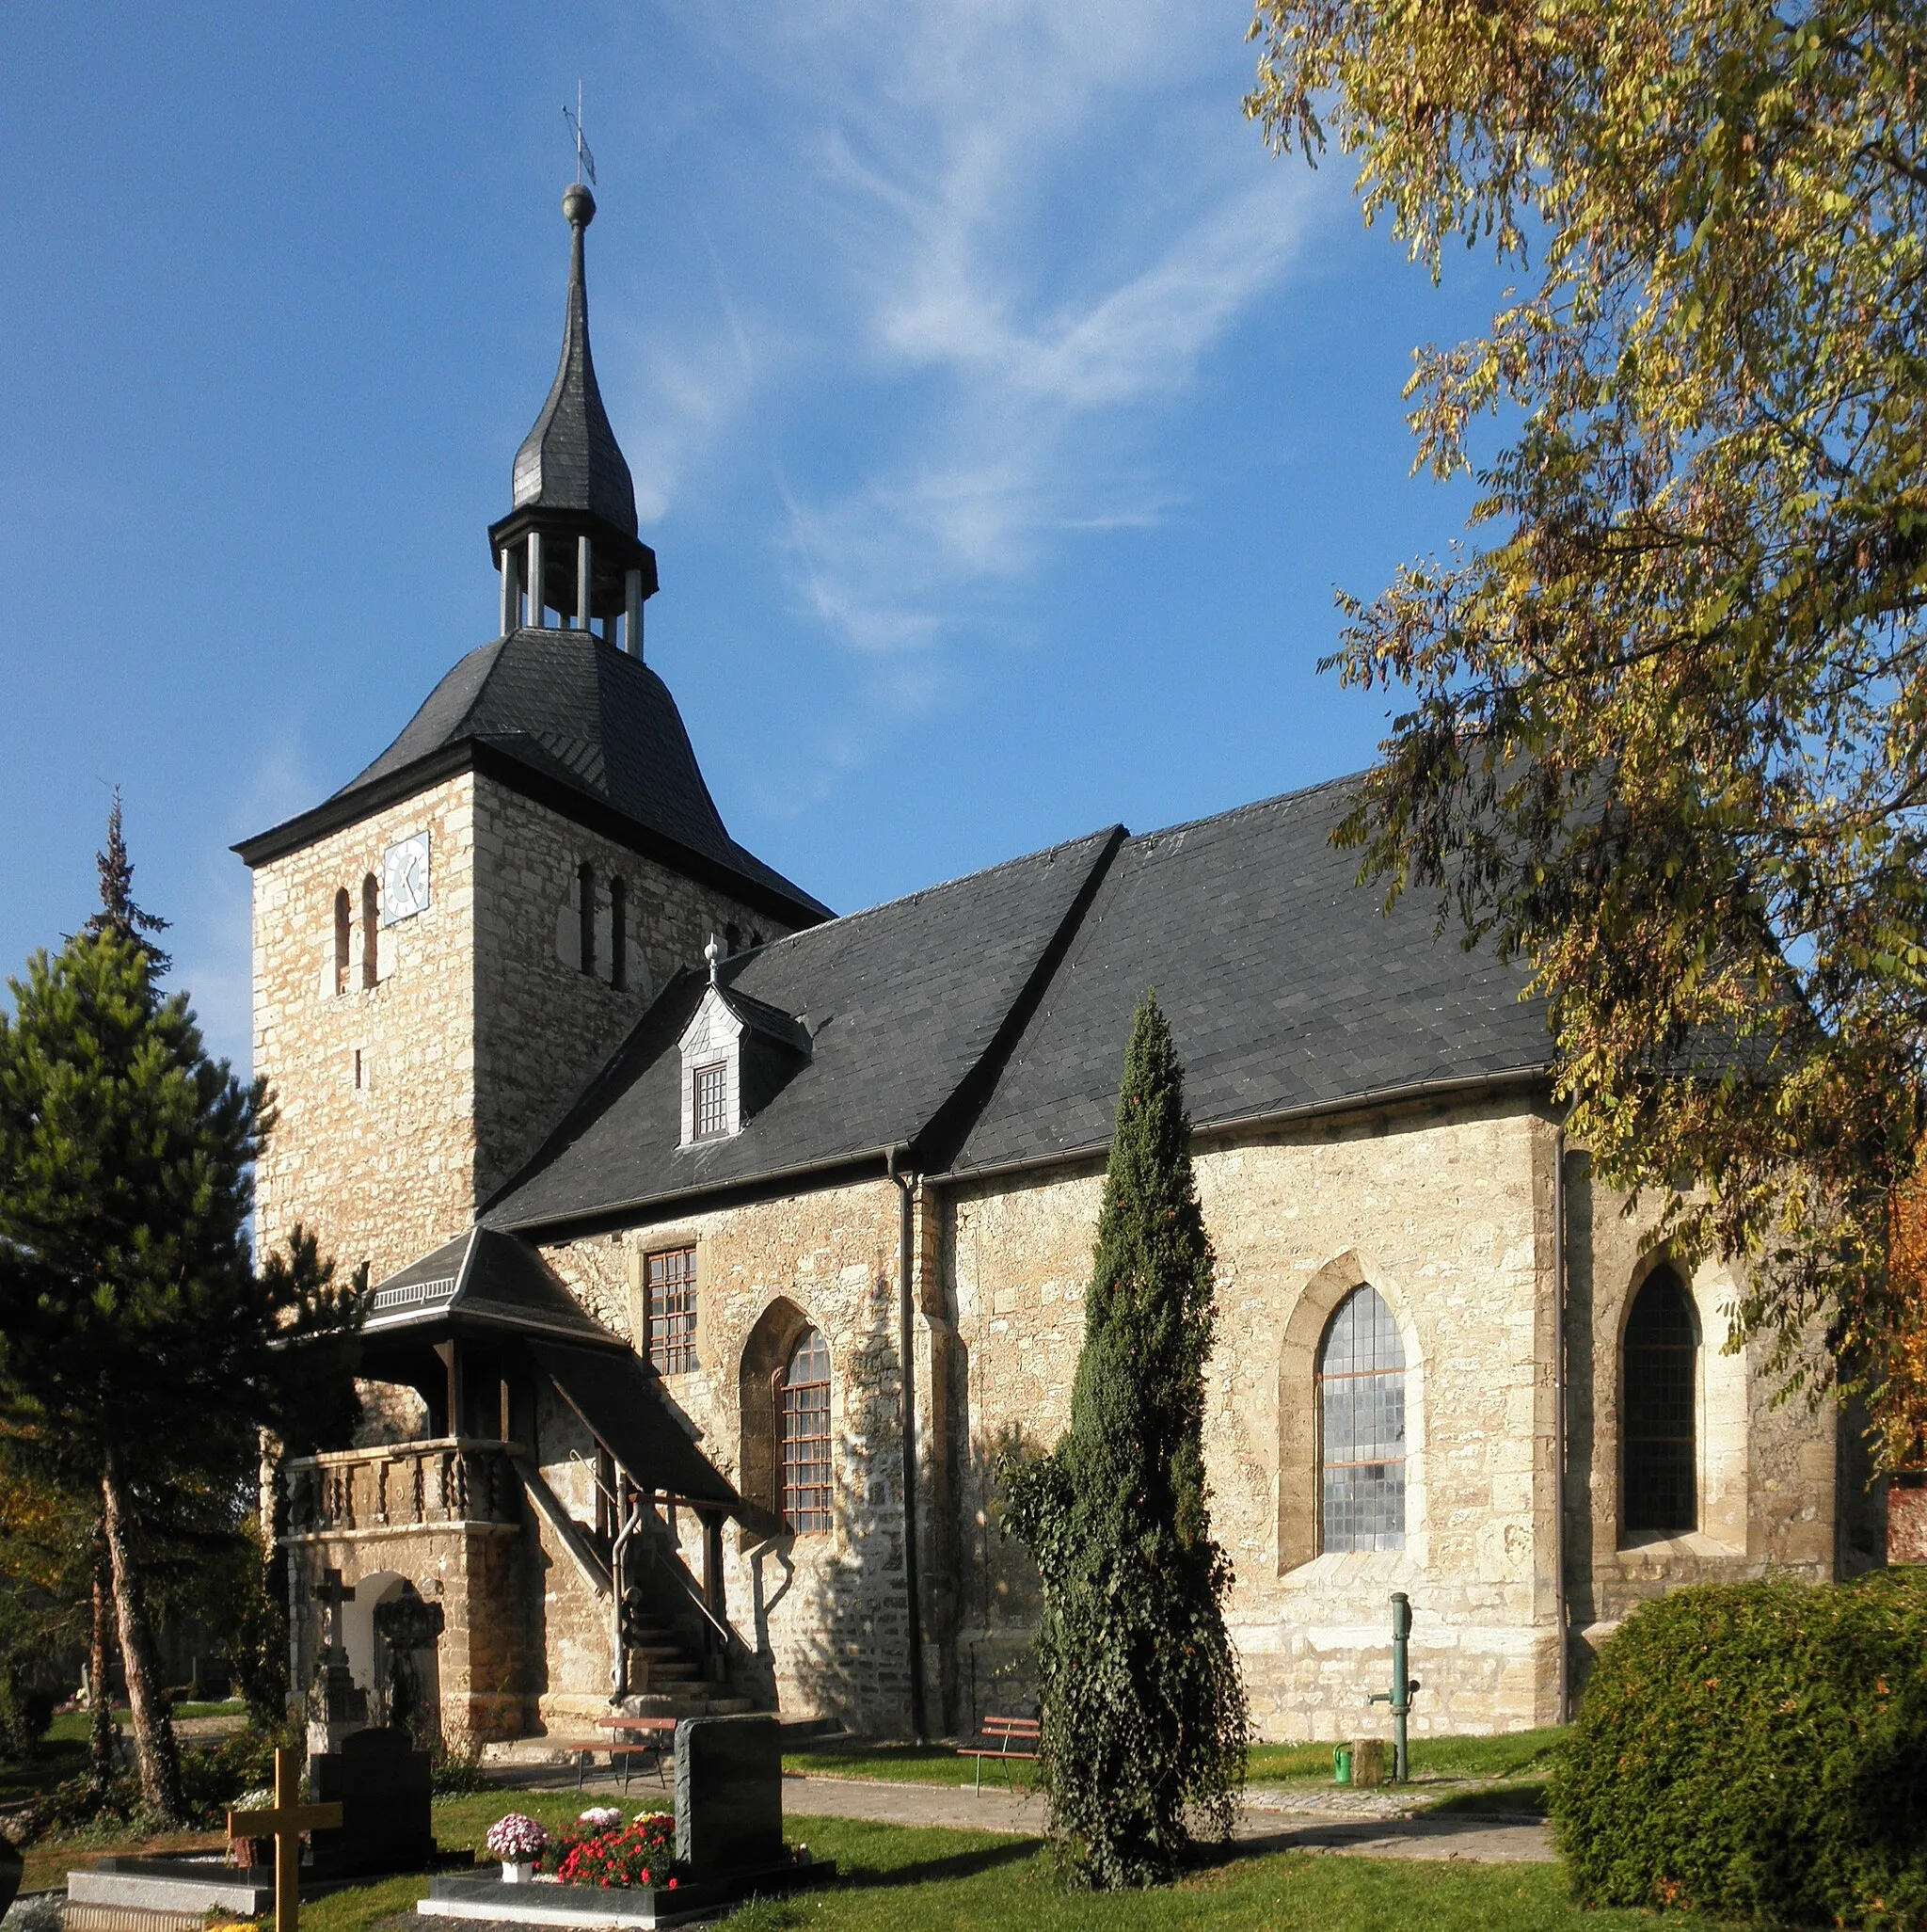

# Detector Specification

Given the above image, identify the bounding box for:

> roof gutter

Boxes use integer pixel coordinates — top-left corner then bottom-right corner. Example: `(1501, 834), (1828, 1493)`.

(932, 1065), (1552, 1190)
(887, 1146), (929, 1744)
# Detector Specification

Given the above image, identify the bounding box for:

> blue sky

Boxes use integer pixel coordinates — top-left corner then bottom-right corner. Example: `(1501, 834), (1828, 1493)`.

(0, 3), (1503, 1075)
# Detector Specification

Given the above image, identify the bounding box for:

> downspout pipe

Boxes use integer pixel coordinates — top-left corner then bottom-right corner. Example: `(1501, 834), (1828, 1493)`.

(888, 1148), (929, 1743)
(1553, 1121), (1570, 1725)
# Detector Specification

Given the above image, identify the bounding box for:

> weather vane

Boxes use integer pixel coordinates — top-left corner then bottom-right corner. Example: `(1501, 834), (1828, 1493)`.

(563, 81), (597, 187)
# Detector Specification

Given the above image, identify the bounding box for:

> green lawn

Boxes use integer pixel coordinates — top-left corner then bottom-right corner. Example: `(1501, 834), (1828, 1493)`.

(783, 1727), (1567, 1799)
(296, 1812), (1724, 1932)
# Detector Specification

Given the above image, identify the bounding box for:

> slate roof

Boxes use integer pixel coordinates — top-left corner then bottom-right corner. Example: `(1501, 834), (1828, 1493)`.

(950, 779), (1553, 1174)
(326, 627), (829, 924)
(484, 828), (1123, 1231)
(483, 777), (1553, 1230)
(362, 1227), (618, 1348)
(511, 186), (637, 536)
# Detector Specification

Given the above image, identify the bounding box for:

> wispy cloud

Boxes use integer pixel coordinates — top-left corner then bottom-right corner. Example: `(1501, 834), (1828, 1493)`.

(614, 0), (1323, 715)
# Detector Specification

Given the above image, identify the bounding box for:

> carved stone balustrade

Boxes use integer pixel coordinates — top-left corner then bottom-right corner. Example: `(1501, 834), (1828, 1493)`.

(282, 1438), (524, 1541)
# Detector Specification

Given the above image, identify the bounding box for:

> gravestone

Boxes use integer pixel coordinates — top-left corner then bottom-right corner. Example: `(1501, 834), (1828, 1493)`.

(308, 1725), (435, 1877)
(674, 1714), (783, 1880)
(306, 1569), (369, 1758)
(0, 1835), (21, 1922)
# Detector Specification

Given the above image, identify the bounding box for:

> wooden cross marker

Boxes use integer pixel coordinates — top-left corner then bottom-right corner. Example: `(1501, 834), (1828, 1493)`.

(229, 1747), (342, 1932)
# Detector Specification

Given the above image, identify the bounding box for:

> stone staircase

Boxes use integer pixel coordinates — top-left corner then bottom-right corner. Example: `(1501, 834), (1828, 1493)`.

(615, 1606), (752, 1717)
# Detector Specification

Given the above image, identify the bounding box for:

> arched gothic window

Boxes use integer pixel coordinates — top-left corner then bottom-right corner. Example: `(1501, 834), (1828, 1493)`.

(1318, 1285), (1406, 1552)
(1623, 1267), (1697, 1536)
(333, 888), (351, 997)
(360, 875), (379, 989)
(610, 877), (628, 991)
(578, 863), (596, 977)
(780, 1329), (832, 1534)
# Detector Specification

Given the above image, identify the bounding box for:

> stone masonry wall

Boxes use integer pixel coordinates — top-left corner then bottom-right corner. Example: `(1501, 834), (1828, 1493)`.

(250, 774), (481, 1285)
(249, 767), (804, 1289)
(517, 1097), (1844, 1748)
(1564, 1152), (1839, 1683)
(947, 1096), (1563, 1743)
(541, 1175), (920, 1735)
(471, 775), (799, 1205)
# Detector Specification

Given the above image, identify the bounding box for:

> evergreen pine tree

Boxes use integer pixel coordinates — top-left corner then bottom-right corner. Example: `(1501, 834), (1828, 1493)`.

(0, 918), (361, 1819)
(1003, 991), (1248, 1888)
(80, 791), (170, 977)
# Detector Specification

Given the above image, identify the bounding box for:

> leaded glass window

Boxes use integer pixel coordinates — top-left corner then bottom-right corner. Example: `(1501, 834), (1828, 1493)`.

(1319, 1285), (1406, 1553)
(693, 1061), (728, 1141)
(1623, 1267), (1696, 1535)
(645, 1246), (697, 1375)
(780, 1329), (832, 1534)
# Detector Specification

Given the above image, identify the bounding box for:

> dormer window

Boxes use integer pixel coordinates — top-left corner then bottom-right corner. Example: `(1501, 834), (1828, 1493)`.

(692, 1061), (729, 1141)
(677, 937), (811, 1149)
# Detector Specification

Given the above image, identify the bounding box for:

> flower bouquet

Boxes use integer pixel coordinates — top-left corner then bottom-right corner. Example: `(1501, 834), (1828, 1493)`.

(228, 1788), (274, 1870)
(485, 1813), (551, 1883)
(556, 1812), (682, 1891)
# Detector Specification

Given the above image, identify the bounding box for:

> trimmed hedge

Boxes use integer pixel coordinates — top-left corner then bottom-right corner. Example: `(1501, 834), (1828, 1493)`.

(1551, 1574), (1927, 1925)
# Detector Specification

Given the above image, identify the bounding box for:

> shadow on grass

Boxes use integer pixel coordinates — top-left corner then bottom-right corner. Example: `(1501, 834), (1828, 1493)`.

(1425, 1780), (1548, 1818)
(825, 1835), (1042, 1892)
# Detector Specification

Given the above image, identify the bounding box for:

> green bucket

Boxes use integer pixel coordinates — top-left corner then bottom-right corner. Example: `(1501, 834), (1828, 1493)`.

(1332, 1744), (1353, 1785)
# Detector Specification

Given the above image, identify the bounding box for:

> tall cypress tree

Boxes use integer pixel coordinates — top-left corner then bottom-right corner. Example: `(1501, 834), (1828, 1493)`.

(1003, 991), (1248, 1888)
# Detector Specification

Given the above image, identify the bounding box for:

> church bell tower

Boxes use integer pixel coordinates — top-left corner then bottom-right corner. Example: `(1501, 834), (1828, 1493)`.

(237, 186), (828, 1288)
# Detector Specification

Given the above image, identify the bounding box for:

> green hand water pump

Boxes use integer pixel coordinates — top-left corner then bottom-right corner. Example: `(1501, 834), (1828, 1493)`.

(1367, 1590), (1421, 1780)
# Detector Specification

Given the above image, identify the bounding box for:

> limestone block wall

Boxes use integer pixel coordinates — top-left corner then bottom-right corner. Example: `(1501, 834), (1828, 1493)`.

(285, 1519), (530, 1744)
(1564, 1153), (1839, 1674)
(540, 1175), (922, 1734)
(526, 1378), (621, 1731)
(471, 776), (799, 1204)
(250, 774), (481, 1285)
(945, 1096), (1564, 1742)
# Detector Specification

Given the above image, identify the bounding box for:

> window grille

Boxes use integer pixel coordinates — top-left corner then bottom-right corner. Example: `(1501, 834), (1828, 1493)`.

(646, 1246), (698, 1375)
(780, 1328), (832, 1534)
(1318, 1285), (1407, 1552)
(1623, 1267), (1697, 1534)
(693, 1061), (728, 1141)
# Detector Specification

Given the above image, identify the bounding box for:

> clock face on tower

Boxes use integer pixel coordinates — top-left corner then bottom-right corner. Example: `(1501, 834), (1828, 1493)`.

(381, 833), (431, 926)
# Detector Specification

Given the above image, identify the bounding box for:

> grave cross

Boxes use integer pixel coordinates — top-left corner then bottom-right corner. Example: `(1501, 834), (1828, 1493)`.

(314, 1569), (355, 1652)
(229, 1747), (342, 1932)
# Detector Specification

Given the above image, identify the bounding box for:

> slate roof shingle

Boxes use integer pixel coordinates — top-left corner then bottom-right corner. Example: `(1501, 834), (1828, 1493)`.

(482, 775), (1553, 1234)
(484, 828), (1123, 1231)
(329, 628), (828, 924)
(950, 779), (1553, 1174)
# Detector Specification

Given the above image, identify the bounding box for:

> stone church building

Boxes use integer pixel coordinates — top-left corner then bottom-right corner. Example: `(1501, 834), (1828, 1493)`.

(238, 184), (1875, 1752)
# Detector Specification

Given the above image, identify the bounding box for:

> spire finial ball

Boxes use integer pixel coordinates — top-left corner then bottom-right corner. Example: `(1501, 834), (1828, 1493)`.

(705, 934), (722, 983)
(563, 182), (597, 229)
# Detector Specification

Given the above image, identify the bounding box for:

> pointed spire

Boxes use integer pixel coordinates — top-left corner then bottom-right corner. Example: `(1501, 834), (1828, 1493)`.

(488, 185), (659, 647)
(510, 184), (637, 535)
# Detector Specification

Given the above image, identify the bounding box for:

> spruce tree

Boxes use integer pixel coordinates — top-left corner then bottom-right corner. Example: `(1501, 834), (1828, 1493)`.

(1003, 991), (1248, 1888)
(80, 791), (170, 977)
(0, 855), (360, 1818)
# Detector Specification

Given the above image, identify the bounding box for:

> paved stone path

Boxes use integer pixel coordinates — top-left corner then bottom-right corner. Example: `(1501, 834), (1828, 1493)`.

(781, 1775), (1555, 1864)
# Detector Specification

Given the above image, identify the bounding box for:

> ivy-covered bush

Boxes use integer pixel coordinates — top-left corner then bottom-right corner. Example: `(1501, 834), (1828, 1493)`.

(1552, 1574), (1927, 1925)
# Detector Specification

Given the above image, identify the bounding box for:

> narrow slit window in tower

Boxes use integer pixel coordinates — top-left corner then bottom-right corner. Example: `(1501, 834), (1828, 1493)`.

(360, 875), (378, 989)
(333, 888), (350, 997)
(578, 863), (596, 977)
(610, 877), (627, 991)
